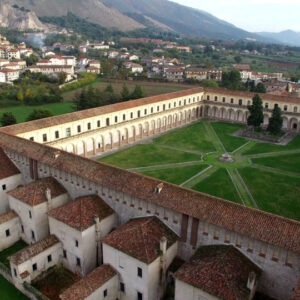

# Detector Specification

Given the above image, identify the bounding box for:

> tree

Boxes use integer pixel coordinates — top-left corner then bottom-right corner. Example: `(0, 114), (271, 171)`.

(131, 85), (144, 99)
(267, 105), (283, 135)
(121, 84), (130, 101)
(201, 80), (219, 88)
(234, 55), (242, 63)
(0, 112), (17, 126)
(26, 109), (53, 121)
(247, 94), (264, 128)
(221, 70), (242, 90)
(254, 82), (266, 93)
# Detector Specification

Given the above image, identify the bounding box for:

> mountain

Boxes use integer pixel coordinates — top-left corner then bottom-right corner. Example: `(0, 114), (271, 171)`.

(257, 30), (300, 47)
(100, 0), (259, 40)
(5, 0), (144, 31)
(0, 2), (48, 31)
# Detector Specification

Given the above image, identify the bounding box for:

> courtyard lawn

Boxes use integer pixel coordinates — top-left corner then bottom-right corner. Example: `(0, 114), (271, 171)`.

(155, 122), (215, 152)
(242, 136), (300, 155)
(99, 144), (202, 169)
(140, 164), (209, 185)
(0, 102), (75, 124)
(239, 167), (300, 221)
(252, 153), (300, 173)
(192, 168), (242, 204)
(211, 122), (247, 152)
(0, 276), (28, 300)
(0, 240), (27, 268)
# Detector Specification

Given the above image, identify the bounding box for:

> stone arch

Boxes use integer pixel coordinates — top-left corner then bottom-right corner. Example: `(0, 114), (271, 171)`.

(150, 120), (156, 134)
(124, 128), (129, 143)
(144, 121), (150, 136)
(117, 130), (121, 146)
(263, 114), (269, 126)
(168, 115), (172, 128)
(200, 106), (203, 117)
(174, 114), (178, 126)
(95, 135), (104, 152)
(192, 108), (196, 120)
(76, 140), (85, 156)
(179, 112), (184, 124)
(66, 143), (75, 154)
(228, 109), (235, 121)
(85, 137), (94, 154)
(237, 110), (244, 123)
(204, 106), (210, 118)
(138, 124), (143, 139)
(131, 125), (136, 142)
(282, 117), (288, 130)
(163, 116), (167, 129)
(220, 107), (227, 119)
(157, 118), (162, 132)
(212, 107), (219, 118)
(188, 109), (192, 121)
(290, 118), (298, 131)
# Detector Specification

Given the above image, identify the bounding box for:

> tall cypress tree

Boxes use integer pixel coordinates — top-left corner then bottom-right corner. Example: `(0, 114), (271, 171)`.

(247, 94), (264, 128)
(267, 105), (283, 135)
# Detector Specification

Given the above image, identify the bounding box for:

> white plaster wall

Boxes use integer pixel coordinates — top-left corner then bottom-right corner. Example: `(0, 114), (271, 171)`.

(86, 275), (119, 300)
(0, 217), (20, 251)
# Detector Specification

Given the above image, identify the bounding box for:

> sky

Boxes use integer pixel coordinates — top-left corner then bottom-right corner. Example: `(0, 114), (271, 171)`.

(170, 0), (300, 32)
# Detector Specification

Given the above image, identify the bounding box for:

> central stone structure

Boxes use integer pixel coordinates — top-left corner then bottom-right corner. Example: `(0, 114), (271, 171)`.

(219, 153), (234, 163)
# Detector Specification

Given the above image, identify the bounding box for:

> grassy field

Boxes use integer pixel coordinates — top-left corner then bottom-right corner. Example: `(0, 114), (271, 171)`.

(239, 167), (300, 220)
(0, 102), (75, 124)
(211, 122), (246, 152)
(155, 122), (215, 152)
(252, 153), (300, 173)
(140, 164), (209, 185)
(100, 144), (201, 169)
(0, 240), (27, 268)
(0, 276), (28, 300)
(192, 168), (241, 203)
(243, 136), (300, 155)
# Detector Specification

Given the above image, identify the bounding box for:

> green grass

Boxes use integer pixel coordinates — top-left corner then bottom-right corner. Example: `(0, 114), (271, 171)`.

(0, 240), (27, 268)
(243, 136), (300, 155)
(211, 122), (246, 152)
(239, 167), (300, 221)
(0, 102), (75, 124)
(155, 122), (215, 152)
(140, 164), (209, 185)
(0, 276), (28, 300)
(192, 168), (241, 203)
(252, 153), (300, 173)
(99, 144), (201, 169)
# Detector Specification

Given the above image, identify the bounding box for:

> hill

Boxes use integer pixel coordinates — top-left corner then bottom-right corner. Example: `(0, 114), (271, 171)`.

(257, 30), (300, 47)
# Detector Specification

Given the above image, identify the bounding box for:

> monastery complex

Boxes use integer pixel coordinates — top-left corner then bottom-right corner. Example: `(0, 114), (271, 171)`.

(0, 87), (299, 300)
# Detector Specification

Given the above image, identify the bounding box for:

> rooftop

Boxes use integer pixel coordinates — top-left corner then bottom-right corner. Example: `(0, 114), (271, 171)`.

(59, 264), (117, 300)
(291, 279), (300, 300)
(102, 217), (178, 264)
(0, 210), (18, 225)
(8, 177), (67, 207)
(9, 235), (60, 265)
(48, 195), (115, 231)
(175, 245), (261, 300)
(0, 148), (20, 180)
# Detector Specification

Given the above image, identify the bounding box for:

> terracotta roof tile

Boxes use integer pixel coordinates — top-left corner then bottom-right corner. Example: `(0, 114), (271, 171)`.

(0, 210), (18, 225)
(0, 148), (20, 180)
(9, 235), (60, 265)
(291, 279), (300, 300)
(102, 217), (178, 264)
(8, 177), (67, 207)
(59, 264), (117, 300)
(175, 245), (261, 300)
(48, 195), (115, 231)
(0, 134), (299, 254)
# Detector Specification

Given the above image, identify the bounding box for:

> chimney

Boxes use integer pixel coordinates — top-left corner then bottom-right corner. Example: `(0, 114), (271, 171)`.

(155, 183), (164, 194)
(53, 151), (61, 160)
(45, 188), (52, 210)
(159, 236), (168, 297)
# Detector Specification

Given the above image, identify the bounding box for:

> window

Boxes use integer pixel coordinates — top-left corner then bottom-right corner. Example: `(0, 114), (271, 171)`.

(248, 100), (251, 106)
(47, 255), (52, 263)
(66, 128), (71, 137)
(77, 125), (81, 133)
(144, 109), (147, 115)
(63, 249), (67, 259)
(55, 131), (59, 139)
(97, 120), (101, 127)
(230, 98), (234, 104)
(137, 267), (142, 278)
(123, 114), (126, 121)
(32, 263), (37, 271)
(131, 112), (133, 118)
(265, 103), (269, 109)
(31, 230), (35, 241)
(284, 105), (288, 111)
(179, 101), (181, 106)
(14, 268), (17, 277)
(294, 106), (298, 113)
(120, 282), (125, 292)
(169, 103), (171, 108)
(137, 111), (141, 118)
(5, 229), (10, 237)
(157, 106), (160, 112)
(214, 96), (218, 101)
(184, 99), (186, 105)
(75, 240), (79, 247)
(106, 118), (110, 126)
(137, 292), (143, 300)
(189, 98), (191, 103)
(87, 123), (91, 130)
(76, 257), (81, 266)
(222, 97), (226, 103)
(274, 103), (278, 108)
(29, 137), (34, 141)
(174, 102), (176, 108)
(193, 97), (195, 102)
(21, 225), (24, 233)
(207, 95), (210, 100)
(2, 184), (6, 191)
(29, 211), (32, 219)
(239, 99), (243, 106)
(163, 104), (166, 111)
(151, 107), (153, 113)
(43, 134), (47, 142)
(114, 116), (118, 123)
(103, 289), (108, 297)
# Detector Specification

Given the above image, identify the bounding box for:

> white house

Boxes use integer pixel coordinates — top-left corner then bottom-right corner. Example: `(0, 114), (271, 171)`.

(0, 211), (20, 251)
(9, 235), (62, 284)
(60, 264), (118, 300)
(8, 177), (68, 244)
(7, 49), (20, 59)
(62, 56), (77, 67)
(174, 245), (262, 300)
(129, 55), (139, 61)
(48, 195), (117, 276)
(102, 217), (179, 300)
(0, 68), (19, 83)
(89, 60), (101, 69)
(123, 62), (143, 74)
(0, 148), (23, 214)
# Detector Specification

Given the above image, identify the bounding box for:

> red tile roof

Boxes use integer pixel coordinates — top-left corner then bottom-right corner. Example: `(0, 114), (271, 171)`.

(0, 133), (299, 254)
(291, 279), (300, 300)
(8, 177), (67, 207)
(48, 195), (115, 231)
(0, 148), (20, 180)
(102, 217), (178, 264)
(59, 264), (117, 300)
(175, 245), (261, 300)
(0, 210), (18, 225)
(9, 235), (60, 265)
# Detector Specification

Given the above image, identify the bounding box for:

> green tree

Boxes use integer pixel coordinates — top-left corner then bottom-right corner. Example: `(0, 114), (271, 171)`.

(234, 55), (242, 63)
(0, 112), (17, 126)
(221, 70), (242, 90)
(267, 105), (283, 135)
(255, 82), (266, 93)
(121, 84), (130, 101)
(247, 94), (264, 128)
(201, 80), (219, 88)
(26, 109), (53, 121)
(74, 89), (88, 111)
(104, 84), (117, 104)
(131, 85), (144, 99)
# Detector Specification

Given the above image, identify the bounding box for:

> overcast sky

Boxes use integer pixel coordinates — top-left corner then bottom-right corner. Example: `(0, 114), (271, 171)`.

(170, 0), (300, 32)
